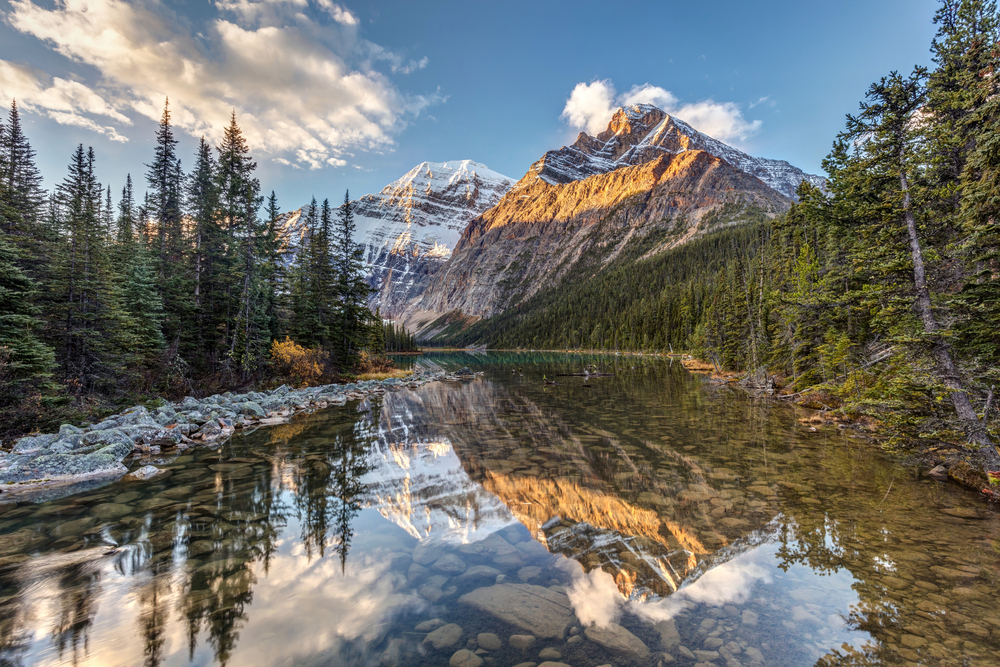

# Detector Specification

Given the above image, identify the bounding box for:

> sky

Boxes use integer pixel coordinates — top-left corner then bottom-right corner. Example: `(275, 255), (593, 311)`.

(0, 0), (941, 211)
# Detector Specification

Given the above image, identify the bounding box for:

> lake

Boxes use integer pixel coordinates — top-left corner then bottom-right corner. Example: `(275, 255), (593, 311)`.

(0, 352), (997, 667)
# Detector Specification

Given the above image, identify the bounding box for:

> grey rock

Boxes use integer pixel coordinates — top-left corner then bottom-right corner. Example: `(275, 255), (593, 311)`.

(412, 541), (447, 565)
(239, 402), (266, 418)
(509, 635), (536, 651)
(433, 553), (467, 574)
(415, 618), (446, 632)
(459, 584), (574, 639)
(59, 424), (83, 436)
(584, 623), (650, 659)
(423, 623), (463, 650)
(655, 619), (681, 649)
(126, 465), (164, 481)
(741, 610), (758, 627)
(449, 649), (483, 667)
(12, 434), (58, 455)
(538, 648), (561, 660)
(477, 633), (501, 651)
(459, 565), (502, 581)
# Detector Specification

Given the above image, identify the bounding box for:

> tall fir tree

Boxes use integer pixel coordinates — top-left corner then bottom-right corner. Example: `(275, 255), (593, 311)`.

(334, 190), (372, 367)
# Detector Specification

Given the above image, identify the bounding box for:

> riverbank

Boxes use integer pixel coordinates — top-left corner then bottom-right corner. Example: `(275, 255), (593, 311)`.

(0, 366), (480, 501)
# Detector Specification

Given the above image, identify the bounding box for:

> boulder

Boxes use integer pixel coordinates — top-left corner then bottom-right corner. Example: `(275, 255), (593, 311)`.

(12, 434), (58, 455)
(433, 553), (467, 574)
(459, 584), (575, 639)
(423, 623), (464, 650)
(584, 623), (650, 659)
(449, 649), (483, 667)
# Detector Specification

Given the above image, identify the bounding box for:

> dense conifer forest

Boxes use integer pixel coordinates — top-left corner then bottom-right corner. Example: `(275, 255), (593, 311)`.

(442, 1), (1000, 464)
(0, 102), (384, 442)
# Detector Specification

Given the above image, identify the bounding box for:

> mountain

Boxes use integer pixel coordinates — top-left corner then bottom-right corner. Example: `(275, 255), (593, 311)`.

(401, 104), (813, 331)
(532, 104), (826, 199)
(274, 160), (515, 316)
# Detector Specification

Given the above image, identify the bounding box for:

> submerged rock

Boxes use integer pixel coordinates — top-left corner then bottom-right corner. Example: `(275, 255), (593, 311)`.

(459, 584), (575, 639)
(423, 623), (464, 649)
(584, 623), (650, 659)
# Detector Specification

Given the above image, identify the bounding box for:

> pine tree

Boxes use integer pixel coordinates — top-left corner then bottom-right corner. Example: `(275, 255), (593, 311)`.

(49, 145), (122, 393)
(1, 100), (45, 235)
(334, 190), (372, 367)
(145, 99), (188, 349)
(0, 181), (55, 391)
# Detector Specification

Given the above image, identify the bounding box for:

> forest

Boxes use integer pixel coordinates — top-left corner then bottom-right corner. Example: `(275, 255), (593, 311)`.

(0, 102), (388, 442)
(441, 1), (1000, 466)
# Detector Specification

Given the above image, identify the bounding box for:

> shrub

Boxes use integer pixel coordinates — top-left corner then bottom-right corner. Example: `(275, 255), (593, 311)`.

(270, 337), (328, 387)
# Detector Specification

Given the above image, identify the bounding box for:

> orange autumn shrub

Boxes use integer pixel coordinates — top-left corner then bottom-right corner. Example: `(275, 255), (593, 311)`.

(270, 337), (328, 387)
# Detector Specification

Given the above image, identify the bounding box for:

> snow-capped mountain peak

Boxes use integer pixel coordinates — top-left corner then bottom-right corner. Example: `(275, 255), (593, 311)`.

(528, 104), (825, 199)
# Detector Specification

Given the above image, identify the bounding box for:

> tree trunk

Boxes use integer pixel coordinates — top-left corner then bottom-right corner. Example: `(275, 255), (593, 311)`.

(899, 165), (996, 458)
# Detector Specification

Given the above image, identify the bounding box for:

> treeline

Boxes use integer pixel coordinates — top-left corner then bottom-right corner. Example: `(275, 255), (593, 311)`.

(441, 223), (764, 352)
(0, 101), (384, 439)
(445, 0), (1000, 461)
(383, 321), (417, 352)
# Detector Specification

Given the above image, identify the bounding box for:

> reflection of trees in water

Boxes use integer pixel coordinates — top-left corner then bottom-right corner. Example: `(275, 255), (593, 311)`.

(293, 410), (377, 568)
(0, 407), (378, 667)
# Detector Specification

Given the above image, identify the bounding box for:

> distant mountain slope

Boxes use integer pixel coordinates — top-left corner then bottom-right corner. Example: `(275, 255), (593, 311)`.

(401, 105), (803, 331)
(274, 160), (515, 315)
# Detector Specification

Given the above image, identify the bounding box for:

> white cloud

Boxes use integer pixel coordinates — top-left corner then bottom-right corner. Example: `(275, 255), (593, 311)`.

(316, 0), (359, 25)
(0, 59), (130, 142)
(561, 80), (617, 135)
(3, 0), (437, 168)
(561, 79), (762, 146)
(566, 567), (623, 628)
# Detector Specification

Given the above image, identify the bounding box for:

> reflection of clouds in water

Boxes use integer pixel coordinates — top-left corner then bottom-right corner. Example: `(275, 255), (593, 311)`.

(633, 547), (774, 625)
(229, 545), (423, 666)
(673, 548), (772, 607)
(560, 542), (775, 628)
(566, 566), (623, 628)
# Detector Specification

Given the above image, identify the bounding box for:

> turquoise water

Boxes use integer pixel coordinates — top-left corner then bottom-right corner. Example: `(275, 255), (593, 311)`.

(0, 352), (997, 666)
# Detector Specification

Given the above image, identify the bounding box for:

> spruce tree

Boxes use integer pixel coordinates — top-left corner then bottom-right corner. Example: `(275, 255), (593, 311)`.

(145, 99), (188, 349)
(334, 190), (372, 367)
(0, 183), (55, 391)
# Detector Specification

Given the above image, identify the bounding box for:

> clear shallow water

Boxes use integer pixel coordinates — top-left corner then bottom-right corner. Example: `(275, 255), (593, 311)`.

(0, 352), (998, 667)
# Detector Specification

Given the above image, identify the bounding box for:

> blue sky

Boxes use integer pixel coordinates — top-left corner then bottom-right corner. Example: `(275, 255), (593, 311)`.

(0, 0), (939, 211)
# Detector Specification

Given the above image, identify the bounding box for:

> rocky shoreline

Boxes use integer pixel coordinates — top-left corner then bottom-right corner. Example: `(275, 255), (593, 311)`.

(0, 366), (480, 499)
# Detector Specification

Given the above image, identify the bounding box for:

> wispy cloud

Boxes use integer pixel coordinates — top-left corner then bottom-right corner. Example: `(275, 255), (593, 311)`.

(561, 79), (762, 146)
(1, 0), (439, 169)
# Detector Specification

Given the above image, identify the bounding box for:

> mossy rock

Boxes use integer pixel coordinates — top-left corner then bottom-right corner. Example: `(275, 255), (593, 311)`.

(948, 461), (988, 490)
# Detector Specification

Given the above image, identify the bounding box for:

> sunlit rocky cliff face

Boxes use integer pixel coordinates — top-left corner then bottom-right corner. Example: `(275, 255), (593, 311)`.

(400, 104), (824, 331)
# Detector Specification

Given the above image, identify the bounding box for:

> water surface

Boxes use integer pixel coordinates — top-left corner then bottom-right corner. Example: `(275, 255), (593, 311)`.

(1, 352), (997, 667)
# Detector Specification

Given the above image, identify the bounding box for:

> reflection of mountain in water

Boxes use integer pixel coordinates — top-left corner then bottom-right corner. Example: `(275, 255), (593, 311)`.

(369, 373), (782, 601)
(361, 432), (518, 544)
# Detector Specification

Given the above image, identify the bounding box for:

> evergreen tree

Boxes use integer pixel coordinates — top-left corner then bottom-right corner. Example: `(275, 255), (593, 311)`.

(145, 99), (188, 348)
(1, 100), (45, 235)
(0, 183), (55, 390)
(334, 191), (371, 366)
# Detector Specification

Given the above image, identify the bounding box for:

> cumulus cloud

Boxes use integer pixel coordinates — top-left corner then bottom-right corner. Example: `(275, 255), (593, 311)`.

(561, 79), (762, 146)
(566, 567), (623, 628)
(1, 0), (437, 169)
(0, 60), (130, 142)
